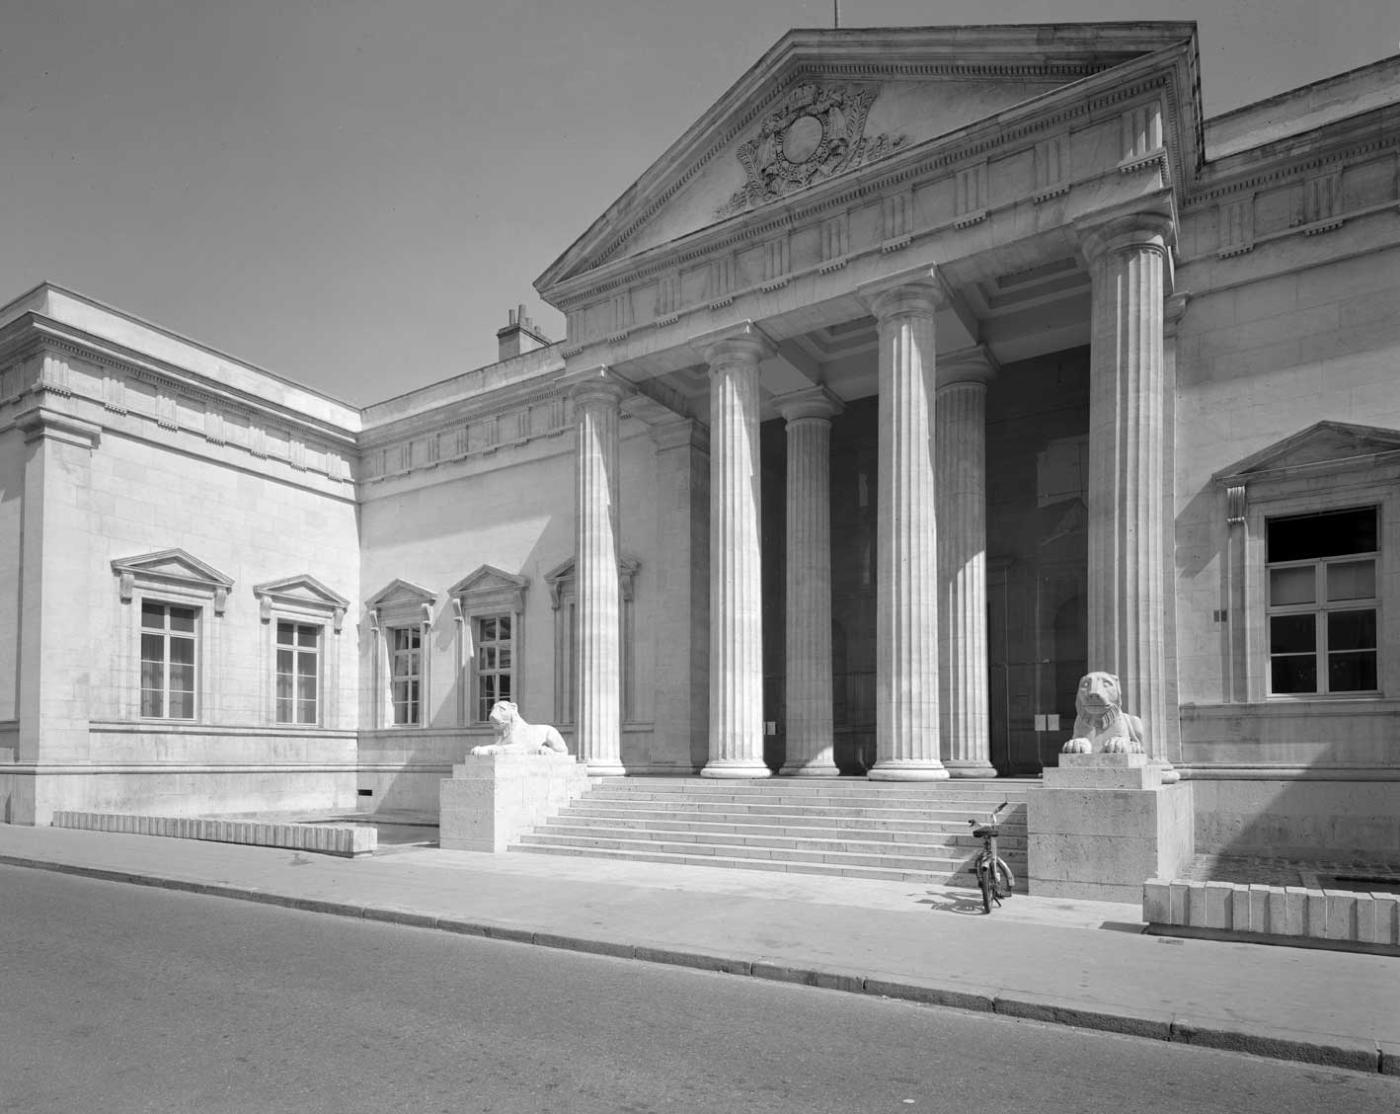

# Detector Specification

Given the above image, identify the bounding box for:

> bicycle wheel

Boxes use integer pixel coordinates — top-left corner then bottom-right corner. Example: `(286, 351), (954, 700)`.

(977, 861), (993, 913)
(993, 859), (1015, 900)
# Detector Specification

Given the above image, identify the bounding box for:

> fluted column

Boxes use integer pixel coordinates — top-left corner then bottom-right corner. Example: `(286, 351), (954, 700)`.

(867, 281), (948, 781)
(937, 350), (996, 778)
(1081, 213), (1176, 780)
(777, 387), (843, 777)
(572, 372), (627, 776)
(703, 327), (772, 778)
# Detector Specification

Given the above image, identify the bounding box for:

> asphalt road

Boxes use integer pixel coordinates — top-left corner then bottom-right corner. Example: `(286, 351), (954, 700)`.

(1, 864), (1396, 1114)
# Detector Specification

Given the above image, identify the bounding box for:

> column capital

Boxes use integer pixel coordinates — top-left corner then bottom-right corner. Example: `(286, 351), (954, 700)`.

(1076, 211), (1175, 268)
(1164, 291), (1191, 337)
(936, 345), (997, 390)
(565, 366), (628, 408)
(690, 321), (775, 370)
(858, 272), (948, 322)
(773, 385), (844, 424)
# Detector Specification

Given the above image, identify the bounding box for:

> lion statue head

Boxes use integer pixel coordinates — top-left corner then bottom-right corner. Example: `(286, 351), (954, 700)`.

(1061, 671), (1145, 755)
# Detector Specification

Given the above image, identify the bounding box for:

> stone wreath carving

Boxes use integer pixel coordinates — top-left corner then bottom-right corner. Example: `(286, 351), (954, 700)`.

(471, 700), (569, 756)
(1060, 672), (1146, 755)
(716, 82), (906, 218)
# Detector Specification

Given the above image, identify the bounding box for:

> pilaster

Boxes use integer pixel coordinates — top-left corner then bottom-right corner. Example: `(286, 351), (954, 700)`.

(702, 325), (772, 778)
(864, 280), (948, 781)
(571, 372), (627, 776)
(776, 387), (843, 777)
(936, 349), (996, 778)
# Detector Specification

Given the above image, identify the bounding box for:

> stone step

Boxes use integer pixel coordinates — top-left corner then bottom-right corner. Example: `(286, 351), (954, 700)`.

(532, 820), (1028, 856)
(537, 815), (1028, 850)
(566, 800), (1027, 825)
(516, 831), (1025, 874)
(584, 785), (1031, 805)
(510, 842), (1006, 886)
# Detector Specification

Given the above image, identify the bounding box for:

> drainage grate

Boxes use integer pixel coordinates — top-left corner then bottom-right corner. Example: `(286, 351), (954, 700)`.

(1316, 874), (1400, 896)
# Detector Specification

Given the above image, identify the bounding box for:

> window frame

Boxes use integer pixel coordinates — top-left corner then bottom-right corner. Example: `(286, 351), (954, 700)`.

(544, 555), (640, 725)
(254, 575), (348, 730)
(366, 579), (436, 730)
(139, 600), (200, 721)
(1264, 508), (1380, 697)
(111, 549), (232, 724)
(449, 565), (529, 726)
(275, 619), (323, 726)
(1217, 446), (1400, 704)
(472, 613), (515, 723)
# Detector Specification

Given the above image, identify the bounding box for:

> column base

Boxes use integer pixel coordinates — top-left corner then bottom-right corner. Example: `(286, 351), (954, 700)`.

(868, 760), (950, 782)
(944, 761), (998, 779)
(584, 760), (627, 777)
(779, 761), (840, 778)
(1151, 757), (1181, 784)
(701, 760), (773, 779)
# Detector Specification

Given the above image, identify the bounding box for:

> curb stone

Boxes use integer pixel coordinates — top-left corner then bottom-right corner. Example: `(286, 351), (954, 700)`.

(0, 852), (1391, 1076)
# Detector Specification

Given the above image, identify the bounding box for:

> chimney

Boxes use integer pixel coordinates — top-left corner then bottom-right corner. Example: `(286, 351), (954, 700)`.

(496, 303), (550, 361)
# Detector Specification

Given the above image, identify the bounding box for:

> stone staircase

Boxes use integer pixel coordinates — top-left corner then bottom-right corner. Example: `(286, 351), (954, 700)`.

(511, 777), (1032, 886)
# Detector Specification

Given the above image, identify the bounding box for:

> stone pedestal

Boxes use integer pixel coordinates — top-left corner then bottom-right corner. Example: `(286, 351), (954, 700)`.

(439, 753), (590, 852)
(1027, 753), (1193, 903)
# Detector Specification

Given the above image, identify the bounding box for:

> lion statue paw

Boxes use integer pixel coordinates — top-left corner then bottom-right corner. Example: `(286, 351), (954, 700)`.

(1061, 737), (1092, 755)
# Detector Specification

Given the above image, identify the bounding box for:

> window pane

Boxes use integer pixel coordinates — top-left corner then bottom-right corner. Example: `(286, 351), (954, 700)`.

(1269, 613), (1315, 654)
(1271, 655), (1317, 694)
(169, 635), (195, 667)
(481, 675), (496, 703)
(298, 699), (317, 725)
(498, 648), (511, 669)
(499, 675), (511, 702)
(169, 607), (196, 633)
(393, 627), (420, 652)
(169, 690), (195, 719)
(276, 648), (293, 675)
(297, 671), (316, 703)
(392, 651), (411, 678)
(141, 688), (163, 718)
(276, 693), (292, 723)
(479, 618), (496, 641)
(1328, 609), (1377, 651)
(1269, 566), (1315, 606)
(497, 616), (511, 639)
(297, 652), (317, 680)
(1326, 560), (1376, 602)
(1329, 651), (1378, 692)
(141, 601), (164, 628)
(1267, 507), (1377, 562)
(141, 632), (165, 666)
(482, 646), (496, 669)
(277, 622), (295, 645)
(297, 625), (318, 648)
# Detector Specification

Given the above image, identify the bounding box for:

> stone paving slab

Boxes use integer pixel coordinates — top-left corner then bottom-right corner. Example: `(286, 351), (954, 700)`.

(2, 824), (1398, 1077)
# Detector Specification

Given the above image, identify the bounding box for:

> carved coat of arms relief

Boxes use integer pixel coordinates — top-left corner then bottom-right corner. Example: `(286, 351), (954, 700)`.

(717, 82), (907, 218)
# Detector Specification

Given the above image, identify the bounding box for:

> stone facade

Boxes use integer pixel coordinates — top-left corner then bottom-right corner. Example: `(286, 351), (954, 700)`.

(1, 23), (1397, 872)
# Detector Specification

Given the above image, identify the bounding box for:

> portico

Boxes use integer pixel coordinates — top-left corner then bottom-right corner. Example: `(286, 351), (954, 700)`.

(538, 25), (1196, 779)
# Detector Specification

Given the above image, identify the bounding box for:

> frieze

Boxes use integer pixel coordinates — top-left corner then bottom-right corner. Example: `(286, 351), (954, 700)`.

(716, 83), (907, 219)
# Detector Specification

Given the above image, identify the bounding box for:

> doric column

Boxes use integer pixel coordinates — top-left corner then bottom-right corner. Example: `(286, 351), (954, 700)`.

(867, 281), (948, 781)
(572, 371), (627, 776)
(703, 326), (772, 778)
(777, 387), (843, 777)
(937, 348), (997, 778)
(1081, 213), (1176, 780)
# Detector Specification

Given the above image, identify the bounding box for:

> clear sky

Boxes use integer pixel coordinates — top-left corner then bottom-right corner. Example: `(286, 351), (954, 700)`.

(2, 0), (1395, 405)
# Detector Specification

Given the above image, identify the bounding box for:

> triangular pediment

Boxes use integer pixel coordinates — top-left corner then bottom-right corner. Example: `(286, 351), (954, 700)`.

(537, 23), (1197, 298)
(1216, 421), (1400, 483)
(252, 574), (350, 610)
(366, 578), (436, 611)
(111, 548), (233, 590)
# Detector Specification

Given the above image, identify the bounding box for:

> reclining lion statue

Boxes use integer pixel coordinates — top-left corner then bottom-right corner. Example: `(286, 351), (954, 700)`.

(1061, 672), (1145, 755)
(471, 700), (569, 757)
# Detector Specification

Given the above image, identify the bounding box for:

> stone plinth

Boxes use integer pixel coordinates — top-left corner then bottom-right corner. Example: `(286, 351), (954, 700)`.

(439, 753), (590, 852)
(1027, 753), (1193, 902)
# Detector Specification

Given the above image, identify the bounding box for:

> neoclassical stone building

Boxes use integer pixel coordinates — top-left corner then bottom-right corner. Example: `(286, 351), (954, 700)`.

(1, 23), (1397, 862)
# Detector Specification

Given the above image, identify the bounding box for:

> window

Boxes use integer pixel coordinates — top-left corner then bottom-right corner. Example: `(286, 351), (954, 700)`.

(141, 602), (198, 719)
(275, 621), (321, 724)
(474, 616), (513, 721)
(391, 625), (423, 726)
(1267, 507), (1378, 695)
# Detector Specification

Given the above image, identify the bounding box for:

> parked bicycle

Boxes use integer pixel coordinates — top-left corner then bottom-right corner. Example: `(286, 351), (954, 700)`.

(968, 800), (1015, 914)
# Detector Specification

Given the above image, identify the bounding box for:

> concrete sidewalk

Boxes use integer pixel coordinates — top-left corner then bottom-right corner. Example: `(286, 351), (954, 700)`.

(2, 823), (1397, 1076)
